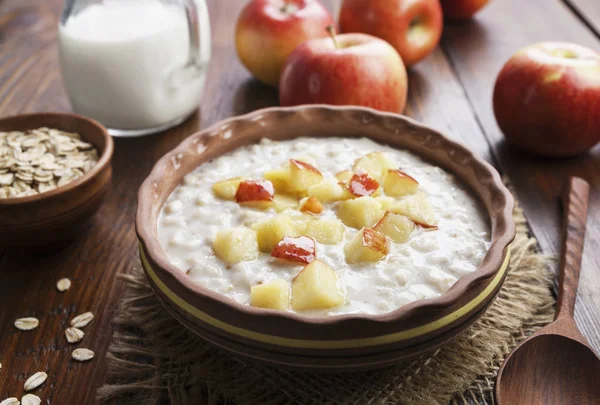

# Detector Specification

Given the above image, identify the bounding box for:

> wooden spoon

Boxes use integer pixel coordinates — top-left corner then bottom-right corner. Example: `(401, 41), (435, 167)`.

(495, 177), (600, 404)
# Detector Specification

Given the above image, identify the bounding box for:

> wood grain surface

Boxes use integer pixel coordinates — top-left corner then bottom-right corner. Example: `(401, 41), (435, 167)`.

(0, 0), (599, 403)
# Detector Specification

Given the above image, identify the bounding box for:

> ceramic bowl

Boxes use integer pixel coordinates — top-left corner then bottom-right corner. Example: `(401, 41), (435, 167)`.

(0, 113), (113, 249)
(136, 106), (515, 372)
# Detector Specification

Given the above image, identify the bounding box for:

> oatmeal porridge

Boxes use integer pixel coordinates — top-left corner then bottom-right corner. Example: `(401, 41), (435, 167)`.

(157, 137), (490, 316)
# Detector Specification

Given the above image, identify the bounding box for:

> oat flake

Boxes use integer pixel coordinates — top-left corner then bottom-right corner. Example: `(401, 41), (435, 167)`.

(0, 398), (19, 405)
(24, 371), (47, 391)
(65, 327), (84, 344)
(70, 312), (94, 328)
(72, 348), (94, 362)
(56, 278), (71, 292)
(14, 317), (39, 331)
(21, 395), (40, 405)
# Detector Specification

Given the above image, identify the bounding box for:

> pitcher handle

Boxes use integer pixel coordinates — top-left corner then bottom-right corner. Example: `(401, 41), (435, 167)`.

(170, 0), (210, 89)
(182, 0), (205, 70)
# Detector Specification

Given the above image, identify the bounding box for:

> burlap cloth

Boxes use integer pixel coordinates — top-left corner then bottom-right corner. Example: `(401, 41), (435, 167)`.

(97, 204), (556, 405)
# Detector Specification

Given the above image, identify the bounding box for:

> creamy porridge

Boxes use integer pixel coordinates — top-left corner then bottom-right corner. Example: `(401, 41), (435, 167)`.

(157, 137), (490, 316)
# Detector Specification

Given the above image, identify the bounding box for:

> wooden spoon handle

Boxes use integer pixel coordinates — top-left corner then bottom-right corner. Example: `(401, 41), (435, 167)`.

(556, 177), (590, 320)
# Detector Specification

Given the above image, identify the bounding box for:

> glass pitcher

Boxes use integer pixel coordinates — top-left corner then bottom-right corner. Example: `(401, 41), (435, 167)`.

(58, 0), (211, 137)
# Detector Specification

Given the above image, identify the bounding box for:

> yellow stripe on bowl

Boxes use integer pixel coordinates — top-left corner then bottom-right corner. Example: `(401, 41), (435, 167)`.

(140, 244), (509, 349)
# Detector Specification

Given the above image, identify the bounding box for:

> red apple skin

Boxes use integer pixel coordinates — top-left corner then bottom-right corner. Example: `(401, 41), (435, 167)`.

(440, 0), (489, 21)
(338, 0), (443, 67)
(235, 0), (334, 87)
(279, 33), (408, 113)
(493, 42), (600, 157)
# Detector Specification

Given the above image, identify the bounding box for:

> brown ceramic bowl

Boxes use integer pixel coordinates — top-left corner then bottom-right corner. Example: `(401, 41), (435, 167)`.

(0, 113), (113, 249)
(137, 106), (515, 371)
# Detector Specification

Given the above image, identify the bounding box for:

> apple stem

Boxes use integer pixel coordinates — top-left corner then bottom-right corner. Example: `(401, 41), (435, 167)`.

(327, 25), (339, 49)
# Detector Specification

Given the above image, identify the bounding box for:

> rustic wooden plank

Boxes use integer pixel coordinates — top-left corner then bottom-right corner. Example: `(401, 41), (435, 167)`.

(566, 0), (600, 38)
(441, 0), (600, 353)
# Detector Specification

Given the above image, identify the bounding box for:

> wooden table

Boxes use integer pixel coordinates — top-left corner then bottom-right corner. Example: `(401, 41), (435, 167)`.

(1, 0), (599, 402)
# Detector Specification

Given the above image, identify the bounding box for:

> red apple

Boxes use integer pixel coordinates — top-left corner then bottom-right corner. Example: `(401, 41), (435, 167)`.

(440, 0), (489, 21)
(235, 0), (334, 87)
(493, 42), (600, 157)
(279, 31), (408, 113)
(338, 0), (443, 67)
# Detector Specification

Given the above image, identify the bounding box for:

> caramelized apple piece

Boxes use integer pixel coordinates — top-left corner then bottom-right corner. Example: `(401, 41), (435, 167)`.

(251, 279), (290, 310)
(273, 193), (298, 212)
(298, 196), (324, 214)
(353, 152), (396, 181)
(307, 178), (353, 203)
(335, 170), (353, 182)
(344, 227), (389, 263)
(264, 166), (292, 194)
(291, 260), (345, 310)
(271, 236), (316, 265)
(213, 227), (259, 264)
(252, 214), (298, 252)
(212, 177), (245, 200)
(288, 159), (324, 192)
(347, 172), (380, 197)
(337, 196), (383, 229)
(304, 218), (345, 244)
(235, 180), (275, 209)
(374, 212), (416, 243)
(383, 170), (419, 196)
(389, 192), (438, 229)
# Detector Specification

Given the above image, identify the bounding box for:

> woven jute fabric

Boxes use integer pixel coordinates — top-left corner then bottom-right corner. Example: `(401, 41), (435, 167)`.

(97, 205), (555, 405)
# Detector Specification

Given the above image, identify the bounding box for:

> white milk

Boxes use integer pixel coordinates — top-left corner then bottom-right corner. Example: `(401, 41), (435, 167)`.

(58, 0), (210, 132)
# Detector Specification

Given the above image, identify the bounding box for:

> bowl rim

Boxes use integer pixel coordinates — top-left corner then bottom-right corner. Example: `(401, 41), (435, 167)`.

(0, 112), (114, 205)
(136, 105), (516, 326)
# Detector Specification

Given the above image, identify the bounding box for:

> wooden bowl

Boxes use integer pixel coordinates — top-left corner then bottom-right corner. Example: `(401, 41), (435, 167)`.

(0, 113), (113, 249)
(136, 106), (515, 371)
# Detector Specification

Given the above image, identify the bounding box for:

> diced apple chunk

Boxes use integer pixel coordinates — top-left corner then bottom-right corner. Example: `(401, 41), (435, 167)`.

(337, 196), (383, 229)
(335, 170), (353, 182)
(271, 236), (316, 264)
(273, 194), (298, 212)
(288, 159), (324, 193)
(251, 279), (290, 310)
(264, 167), (292, 194)
(235, 180), (274, 209)
(304, 218), (345, 244)
(383, 170), (419, 196)
(347, 172), (380, 197)
(353, 152), (396, 181)
(375, 196), (396, 210)
(374, 212), (416, 243)
(291, 214), (312, 234)
(291, 260), (345, 311)
(293, 155), (317, 166)
(344, 227), (389, 263)
(212, 177), (244, 200)
(307, 178), (352, 203)
(213, 227), (258, 264)
(389, 192), (438, 229)
(252, 214), (298, 252)
(298, 196), (324, 214)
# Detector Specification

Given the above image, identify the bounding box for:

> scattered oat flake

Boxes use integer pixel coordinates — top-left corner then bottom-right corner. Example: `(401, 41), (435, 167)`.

(21, 395), (40, 405)
(0, 398), (19, 405)
(24, 371), (47, 391)
(56, 278), (71, 292)
(65, 327), (84, 344)
(72, 348), (94, 362)
(14, 317), (39, 331)
(70, 312), (94, 328)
